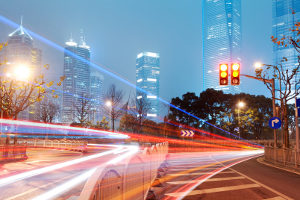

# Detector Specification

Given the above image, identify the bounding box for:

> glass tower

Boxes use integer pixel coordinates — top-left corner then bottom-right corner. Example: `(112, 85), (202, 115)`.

(62, 36), (91, 123)
(1, 21), (42, 120)
(136, 52), (160, 120)
(272, 0), (300, 95)
(202, 0), (241, 93)
(90, 70), (104, 122)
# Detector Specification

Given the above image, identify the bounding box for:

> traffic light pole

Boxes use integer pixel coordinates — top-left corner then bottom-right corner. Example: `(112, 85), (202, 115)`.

(241, 74), (277, 149)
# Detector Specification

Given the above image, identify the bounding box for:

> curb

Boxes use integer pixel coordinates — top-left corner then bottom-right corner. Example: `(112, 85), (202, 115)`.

(257, 157), (300, 176)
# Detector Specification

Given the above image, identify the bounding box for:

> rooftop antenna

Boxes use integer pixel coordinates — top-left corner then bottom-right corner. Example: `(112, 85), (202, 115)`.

(80, 29), (86, 45)
(20, 16), (23, 27)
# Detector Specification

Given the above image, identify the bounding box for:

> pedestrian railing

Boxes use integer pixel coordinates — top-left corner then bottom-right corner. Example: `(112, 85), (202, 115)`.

(0, 145), (27, 162)
(264, 146), (300, 168)
(78, 142), (168, 200)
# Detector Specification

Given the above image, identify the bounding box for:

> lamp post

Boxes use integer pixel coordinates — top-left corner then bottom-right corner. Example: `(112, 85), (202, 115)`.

(237, 101), (245, 139)
(241, 62), (277, 148)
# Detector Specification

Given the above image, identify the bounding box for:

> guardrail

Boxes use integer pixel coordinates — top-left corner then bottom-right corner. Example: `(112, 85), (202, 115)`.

(78, 142), (168, 200)
(22, 138), (87, 152)
(264, 146), (300, 168)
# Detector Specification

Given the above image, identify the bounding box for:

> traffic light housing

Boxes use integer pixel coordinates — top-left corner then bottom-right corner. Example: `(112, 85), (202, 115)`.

(219, 64), (229, 85)
(231, 63), (240, 85)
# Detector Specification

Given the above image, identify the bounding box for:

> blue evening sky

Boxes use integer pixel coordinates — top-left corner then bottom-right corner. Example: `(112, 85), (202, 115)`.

(0, 0), (273, 102)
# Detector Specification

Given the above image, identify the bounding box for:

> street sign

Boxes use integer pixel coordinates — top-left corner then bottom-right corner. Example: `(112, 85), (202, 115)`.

(269, 117), (281, 129)
(296, 98), (300, 108)
(181, 130), (194, 137)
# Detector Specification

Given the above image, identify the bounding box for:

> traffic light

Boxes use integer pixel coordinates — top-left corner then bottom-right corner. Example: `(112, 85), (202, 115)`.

(219, 64), (229, 85)
(231, 63), (240, 85)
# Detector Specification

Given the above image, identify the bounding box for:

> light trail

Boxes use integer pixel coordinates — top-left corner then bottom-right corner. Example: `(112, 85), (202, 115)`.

(31, 144), (139, 200)
(0, 146), (123, 188)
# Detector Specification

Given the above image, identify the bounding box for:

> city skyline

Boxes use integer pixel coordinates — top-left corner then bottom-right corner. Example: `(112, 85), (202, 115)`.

(0, 0), (273, 103)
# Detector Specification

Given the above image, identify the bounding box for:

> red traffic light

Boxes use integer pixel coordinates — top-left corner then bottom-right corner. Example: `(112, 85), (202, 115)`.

(219, 64), (229, 86)
(231, 63), (240, 85)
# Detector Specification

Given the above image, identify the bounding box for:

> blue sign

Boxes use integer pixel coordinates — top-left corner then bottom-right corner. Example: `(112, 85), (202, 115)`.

(297, 98), (300, 108)
(269, 117), (281, 129)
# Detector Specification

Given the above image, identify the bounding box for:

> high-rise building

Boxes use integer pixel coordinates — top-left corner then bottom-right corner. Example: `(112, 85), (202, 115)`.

(90, 70), (104, 122)
(202, 0), (242, 93)
(62, 35), (91, 123)
(1, 20), (42, 120)
(272, 0), (300, 94)
(136, 52), (160, 120)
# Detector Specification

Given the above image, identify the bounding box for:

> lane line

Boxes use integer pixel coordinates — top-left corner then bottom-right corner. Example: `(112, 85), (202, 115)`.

(264, 197), (287, 200)
(168, 171), (235, 176)
(167, 176), (245, 185)
(230, 168), (293, 200)
(166, 183), (260, 197)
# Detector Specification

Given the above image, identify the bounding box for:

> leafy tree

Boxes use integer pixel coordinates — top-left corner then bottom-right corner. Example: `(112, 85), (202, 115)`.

(0, 42), (64, 119)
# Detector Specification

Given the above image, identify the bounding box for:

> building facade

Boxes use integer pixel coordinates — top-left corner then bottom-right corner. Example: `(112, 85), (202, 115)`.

(202, 0), (242, 93)
(90, 70), (104, 123)
(272, 0), (300, 95)
(136, 52), (160, 120)
(62, 37), (91, 123)
(1, 21), (42, 120)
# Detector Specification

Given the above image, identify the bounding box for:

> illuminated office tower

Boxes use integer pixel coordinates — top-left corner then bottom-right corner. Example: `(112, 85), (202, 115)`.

(62, 35), (91, 123)
(202, 0), (241, 93)
(272, 0), (300, 94)
(136, 52), (160, 120)
(1, 20), (42, 120)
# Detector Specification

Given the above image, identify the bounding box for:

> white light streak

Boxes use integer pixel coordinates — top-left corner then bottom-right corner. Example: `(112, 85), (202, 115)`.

(0, 147), (123, 188)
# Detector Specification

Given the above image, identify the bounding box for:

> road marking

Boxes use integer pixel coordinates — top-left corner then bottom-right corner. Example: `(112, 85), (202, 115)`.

(167, 176), (245, 185)
(166, 183), (260, 197)
(168, 171), (235, 176)
(170, 167), (221, 172)
(264, 197), (287, 200)
(230, 168), (293, 200)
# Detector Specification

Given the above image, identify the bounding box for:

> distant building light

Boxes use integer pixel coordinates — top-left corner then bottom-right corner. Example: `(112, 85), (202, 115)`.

(137, 96), (142, 99)
(137, 52), (159, 58)
(147, 95), (157, 99)
(147, 113), (157, 117)
(137, 78), (143, 83)
(66, 41), (77, 47)
(147, 78), (157, 82)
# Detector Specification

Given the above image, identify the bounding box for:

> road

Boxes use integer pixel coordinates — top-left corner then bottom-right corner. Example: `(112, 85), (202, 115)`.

(154, 152), (299, 200)
(0, 144), (137, 200)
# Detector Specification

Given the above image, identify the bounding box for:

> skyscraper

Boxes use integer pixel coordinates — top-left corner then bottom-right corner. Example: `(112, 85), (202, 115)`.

(136, 52), (160, 120)
(272, 0), (300, 94)
(202, 0), (242, 93)
(62, 35), (91, 123)
(90, 70), (104, 122)
(1, 20), (42, 120)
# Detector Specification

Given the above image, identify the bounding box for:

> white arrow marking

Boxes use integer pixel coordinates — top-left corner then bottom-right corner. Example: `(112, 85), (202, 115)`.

(272, 119), (279, 127)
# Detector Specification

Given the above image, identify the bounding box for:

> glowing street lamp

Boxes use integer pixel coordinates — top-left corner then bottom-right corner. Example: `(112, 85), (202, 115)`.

(237, 101), (245, 139)
(105, 100), (112, 107)
(13, 65), (30, 81)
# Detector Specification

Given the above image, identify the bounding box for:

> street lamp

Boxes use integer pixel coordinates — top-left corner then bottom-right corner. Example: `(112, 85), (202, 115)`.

(105, 100), (112, 131)
(12, 65), (30, 81)
(105, 100), (112, 107)
(237, 101), (245, 139)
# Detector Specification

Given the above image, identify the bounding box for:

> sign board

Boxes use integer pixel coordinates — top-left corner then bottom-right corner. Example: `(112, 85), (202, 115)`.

(269, 117), (281, 129)
(181, 130), (194, 137)
(296, 98), (300, 108)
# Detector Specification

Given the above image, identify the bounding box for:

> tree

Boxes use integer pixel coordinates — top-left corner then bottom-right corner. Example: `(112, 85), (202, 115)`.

(133, 95), (150, 132)
(74, 95), (91, 126)
(256, 18), (300, 147)
(37, 96), (60, 123)
(104, 84), (123, 132)
(91, 116), (110, 130)
(0, 42), (64, 119)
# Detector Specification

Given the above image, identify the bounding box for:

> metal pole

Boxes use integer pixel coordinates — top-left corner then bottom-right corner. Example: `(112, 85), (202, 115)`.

(271, 79), (277, 148)
(295, 97), (299, 152)
(238, 107), (240, 139)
